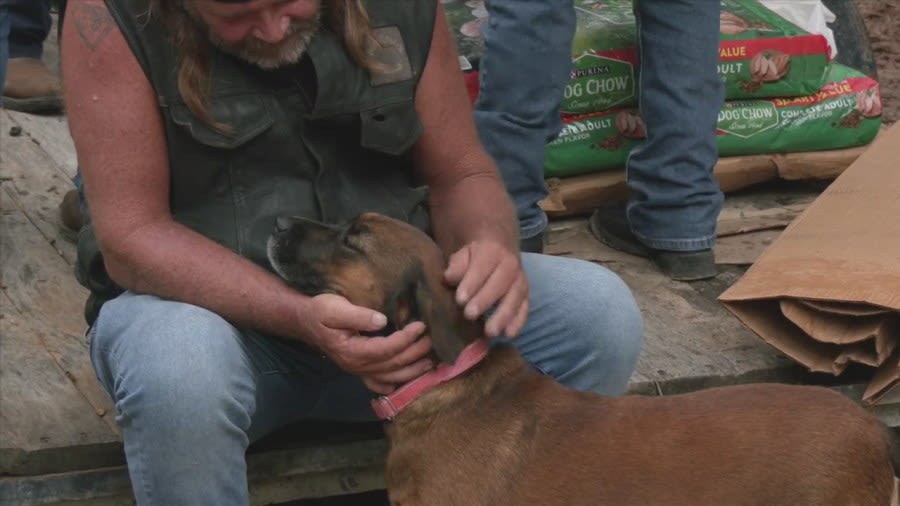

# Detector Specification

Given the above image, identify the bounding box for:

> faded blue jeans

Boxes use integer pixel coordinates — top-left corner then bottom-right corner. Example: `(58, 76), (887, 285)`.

(2, 0), (52, 59)
(0, 3), (8, 95)
(90, 253), (643, 504)
(473, 0), (575, 241)
(476, 0), (724, 251)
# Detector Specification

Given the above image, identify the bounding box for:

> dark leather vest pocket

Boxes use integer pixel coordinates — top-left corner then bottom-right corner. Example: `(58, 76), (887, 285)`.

(168, 94), (275, 149)
(359, 99), (423, 156)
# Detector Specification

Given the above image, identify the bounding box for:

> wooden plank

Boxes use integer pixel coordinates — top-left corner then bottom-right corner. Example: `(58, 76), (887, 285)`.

(545, 221), (800, 394)
(540, 155), (777, 218)
(540, 144), (866, 218)
(0, 199), (120, 475)
(546, 185), (820, 266)
(0, 193), (116, 431)
(0, 194), (87, 343)
(714, 229), (782, 266)
(3, 111), (78, 181)
(617, 264), (800, 394)
(0, 466), (133, 506)
(774, 143), (871, 181)
(0, 305), (122, 476)
(1, 112), (78, 265)
(716, 188), (816, 237)
(0, 439), (387, 506)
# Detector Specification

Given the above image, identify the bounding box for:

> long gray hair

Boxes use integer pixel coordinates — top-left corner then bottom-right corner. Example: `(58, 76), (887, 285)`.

(151, 0), (376, 131)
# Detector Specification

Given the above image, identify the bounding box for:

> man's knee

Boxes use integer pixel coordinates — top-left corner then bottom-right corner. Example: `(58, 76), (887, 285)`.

(521, 254), (644, 394)
(91, 293), (253, 418)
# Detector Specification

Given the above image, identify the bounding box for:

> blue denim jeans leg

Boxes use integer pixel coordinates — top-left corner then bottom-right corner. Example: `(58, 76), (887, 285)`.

(5, 0), (52, 59)
(0, 3), (10, 95)
(473, 0), (576, 240)
(625, 0), (725, 251)
(89, 252), (642, 504)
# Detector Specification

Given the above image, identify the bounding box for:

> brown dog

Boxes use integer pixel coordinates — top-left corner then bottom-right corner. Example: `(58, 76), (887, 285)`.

(268, 212), (899, 506)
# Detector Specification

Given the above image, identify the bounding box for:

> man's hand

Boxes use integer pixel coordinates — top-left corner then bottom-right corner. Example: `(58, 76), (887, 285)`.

(444, 240), (529, 339)
(302, 294), (434, 394)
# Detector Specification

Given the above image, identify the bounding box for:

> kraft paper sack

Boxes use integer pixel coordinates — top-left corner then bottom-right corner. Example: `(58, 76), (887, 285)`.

(719, 122), (900, 404)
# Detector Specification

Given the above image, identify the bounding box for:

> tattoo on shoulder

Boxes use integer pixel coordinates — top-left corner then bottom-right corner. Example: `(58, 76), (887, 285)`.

(73, 3), (116, 51)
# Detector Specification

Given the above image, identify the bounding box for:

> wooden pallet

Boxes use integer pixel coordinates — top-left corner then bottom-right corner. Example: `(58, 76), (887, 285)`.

(540, 142), (872, 218)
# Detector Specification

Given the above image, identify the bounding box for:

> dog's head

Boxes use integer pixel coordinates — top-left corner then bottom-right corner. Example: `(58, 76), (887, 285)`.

(267, 212), (480, 363)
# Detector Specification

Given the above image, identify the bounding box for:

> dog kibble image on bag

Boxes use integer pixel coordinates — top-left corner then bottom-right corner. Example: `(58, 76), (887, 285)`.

(446, 0), (832, 115)
(544, 63), (882, 178)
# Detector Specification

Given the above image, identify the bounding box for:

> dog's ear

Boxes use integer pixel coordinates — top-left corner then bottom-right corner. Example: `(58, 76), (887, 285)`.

(384, 261), (476, 364)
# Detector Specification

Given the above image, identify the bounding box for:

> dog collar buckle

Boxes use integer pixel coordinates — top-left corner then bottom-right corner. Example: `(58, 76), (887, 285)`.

(372, 396), (400, 421)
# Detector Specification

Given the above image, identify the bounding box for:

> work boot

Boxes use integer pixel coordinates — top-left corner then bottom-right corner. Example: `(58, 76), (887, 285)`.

(2, 58), (64, 114)
(520, 231), (544, 254)
(58, 189), (84, 241)
(589, 204), (717, 282)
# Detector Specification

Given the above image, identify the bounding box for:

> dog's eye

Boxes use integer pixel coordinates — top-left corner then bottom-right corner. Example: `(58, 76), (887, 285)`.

(341, 226), (361, 251)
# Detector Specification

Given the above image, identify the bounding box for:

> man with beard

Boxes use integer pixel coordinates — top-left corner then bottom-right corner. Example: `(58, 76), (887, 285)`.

(61, 0), (643, 503)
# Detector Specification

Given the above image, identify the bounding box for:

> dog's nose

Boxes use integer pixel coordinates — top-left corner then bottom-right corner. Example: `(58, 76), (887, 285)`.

(275, 216), (292, 232)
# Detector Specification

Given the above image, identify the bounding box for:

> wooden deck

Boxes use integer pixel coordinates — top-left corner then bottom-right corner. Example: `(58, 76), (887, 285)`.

(2, 20), (899, 506)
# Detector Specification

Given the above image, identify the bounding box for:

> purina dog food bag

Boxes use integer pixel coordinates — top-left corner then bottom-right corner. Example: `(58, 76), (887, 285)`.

(447, 0), (832, 115)
(544, 63), (882, 178)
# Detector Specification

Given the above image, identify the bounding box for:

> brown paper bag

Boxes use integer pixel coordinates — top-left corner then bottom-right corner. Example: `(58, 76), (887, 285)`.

(719, 122), (900, 404)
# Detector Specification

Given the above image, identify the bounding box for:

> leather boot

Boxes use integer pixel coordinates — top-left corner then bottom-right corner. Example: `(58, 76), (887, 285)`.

(589, 204), (717, 282)
(2, 58), (63, 114)
(58, 189), (83, 241)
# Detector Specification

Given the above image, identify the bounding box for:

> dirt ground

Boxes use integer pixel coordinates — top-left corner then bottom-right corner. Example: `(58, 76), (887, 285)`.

(855, 0), (900, 125)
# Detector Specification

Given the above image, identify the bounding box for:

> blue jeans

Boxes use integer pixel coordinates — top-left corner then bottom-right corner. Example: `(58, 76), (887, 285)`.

(626, 0), (724, 251)
(477, 0), (723, 251)
(3, 0), (52, 59)
(90, 253), (643, 504)
(473, 0), (576, 241)
(0, 4), (9, 95)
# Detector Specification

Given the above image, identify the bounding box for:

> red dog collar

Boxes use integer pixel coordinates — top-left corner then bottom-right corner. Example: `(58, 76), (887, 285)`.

(371, 340), (490, 421)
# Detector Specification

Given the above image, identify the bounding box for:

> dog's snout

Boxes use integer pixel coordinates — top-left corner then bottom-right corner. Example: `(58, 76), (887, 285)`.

(275, 216), (293, 233)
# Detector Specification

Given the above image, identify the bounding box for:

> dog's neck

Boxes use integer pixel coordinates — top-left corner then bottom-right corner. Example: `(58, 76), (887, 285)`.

(371, 339), (490, 421)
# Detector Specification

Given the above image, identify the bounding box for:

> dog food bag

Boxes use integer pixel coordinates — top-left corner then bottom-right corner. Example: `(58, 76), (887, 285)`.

(544, 63), (882, 178)
(444, 0), (486, 70)
(446, 0), (832, 116)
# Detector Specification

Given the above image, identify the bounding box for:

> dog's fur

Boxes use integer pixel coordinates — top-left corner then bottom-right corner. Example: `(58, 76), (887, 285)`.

(268, 212), (900, 506)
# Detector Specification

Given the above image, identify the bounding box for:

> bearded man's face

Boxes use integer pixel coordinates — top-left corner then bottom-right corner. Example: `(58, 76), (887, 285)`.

(185, 0), (322, 69)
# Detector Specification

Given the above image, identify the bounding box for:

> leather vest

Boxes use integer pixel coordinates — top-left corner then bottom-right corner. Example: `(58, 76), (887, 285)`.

(77, 0), (437, 324)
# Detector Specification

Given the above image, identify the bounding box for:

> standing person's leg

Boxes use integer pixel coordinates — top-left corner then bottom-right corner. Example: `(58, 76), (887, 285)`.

(2, 0), (62, 113)
(6, 0), (51, 60)
(591, 0), (724, 281)
(473, 0), (576, 253)
(507, 253), (644, 395)
(0, 2), (10, 97)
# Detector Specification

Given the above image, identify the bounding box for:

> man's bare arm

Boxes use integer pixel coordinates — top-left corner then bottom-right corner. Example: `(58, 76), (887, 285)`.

(412, 4), (527, 338)
(412, 3), (519, 255)
(62, 0), (316, 342)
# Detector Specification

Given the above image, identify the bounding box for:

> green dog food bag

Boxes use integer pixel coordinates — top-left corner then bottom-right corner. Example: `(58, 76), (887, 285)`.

(545, 63), (882, 178)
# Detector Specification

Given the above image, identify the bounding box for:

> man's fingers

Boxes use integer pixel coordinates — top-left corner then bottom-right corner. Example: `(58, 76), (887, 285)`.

(504, 295), (530, 338)
(342, 321), (428, 368)
(454, 250), (497, 308)
(367, 358), (435, 386)
(356, 334), (434, 374)
(317, 294), (388, 333)
(444, 247), (470, 286)
(464, 255), (520, 324)
(363, 378), (396, 396)
(484, 273), (528, 337)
